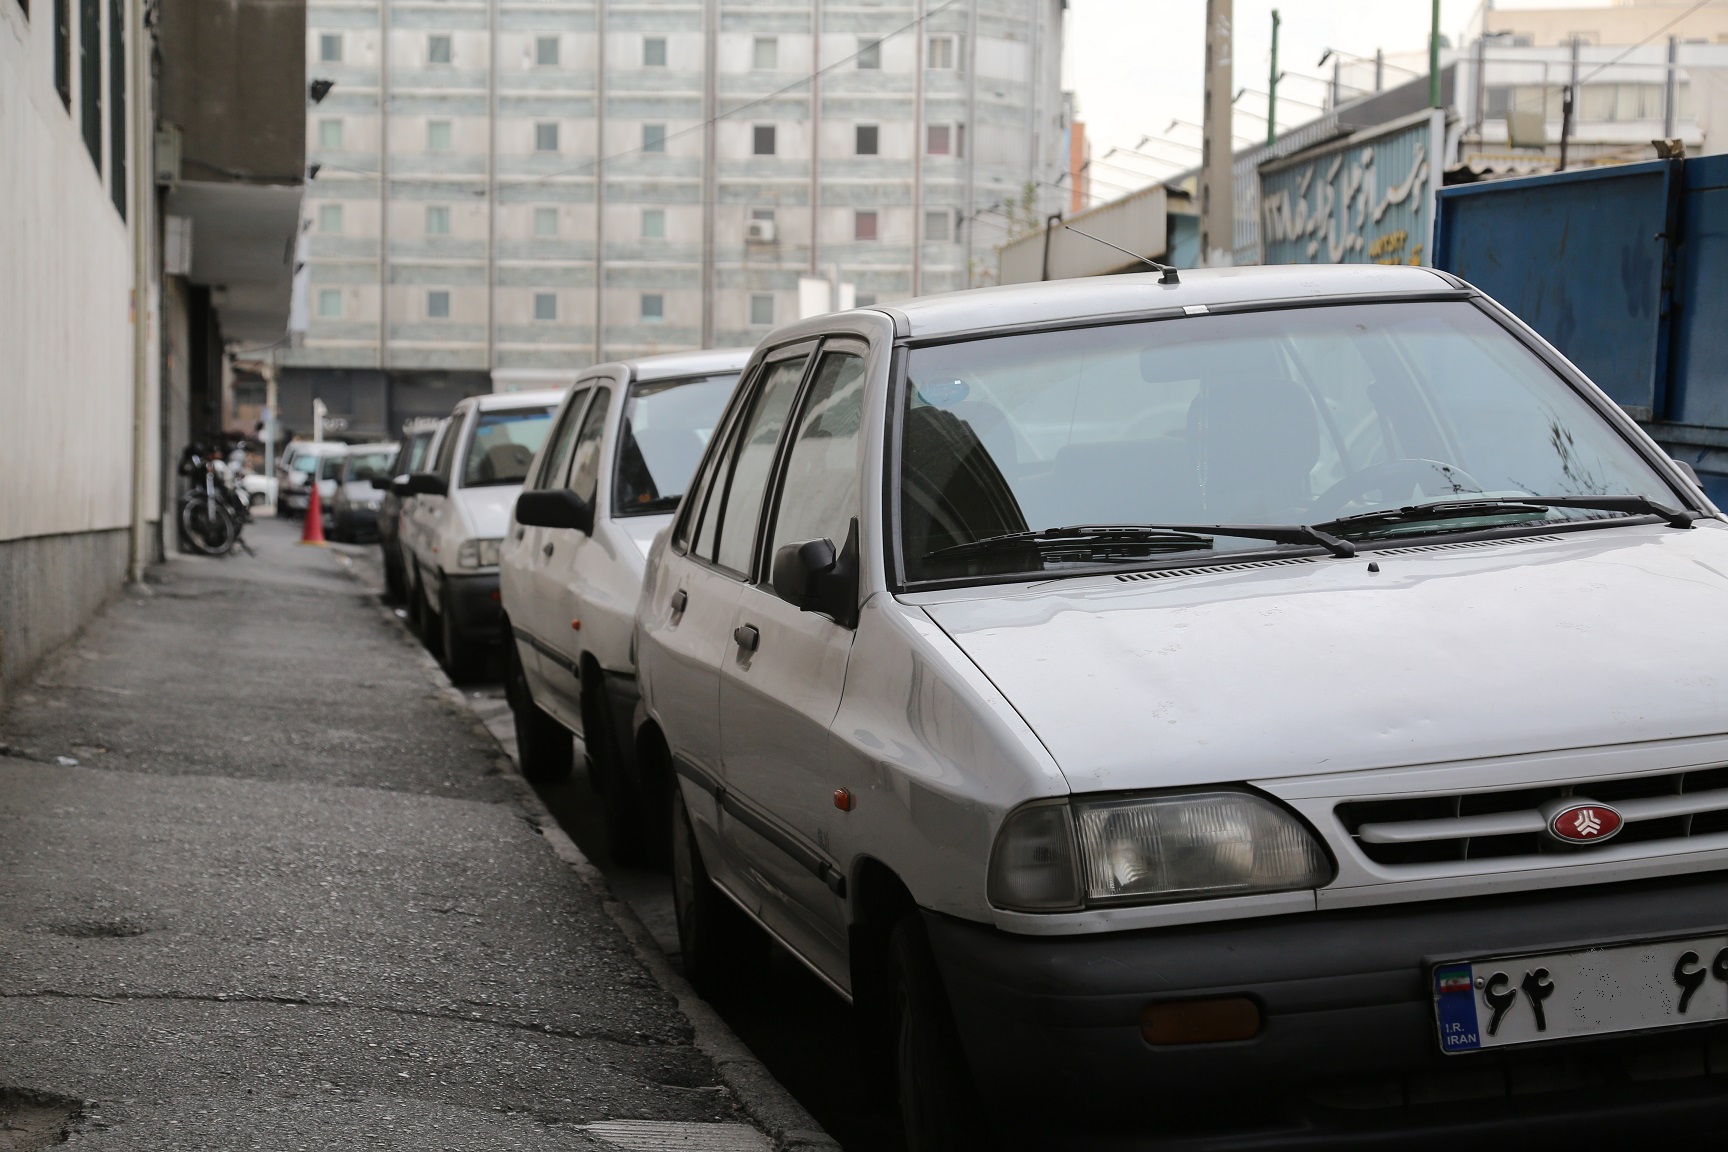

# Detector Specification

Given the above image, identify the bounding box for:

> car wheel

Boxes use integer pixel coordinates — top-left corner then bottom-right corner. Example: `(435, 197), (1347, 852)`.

(506, 637), (573, 784)
(671, 785), (766, 997)
(890, 914), (987, 1152)
(583, 674), (653, 865)
(439, 583), (480, 683)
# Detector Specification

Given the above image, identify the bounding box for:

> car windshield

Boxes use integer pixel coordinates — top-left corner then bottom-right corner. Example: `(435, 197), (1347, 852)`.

(896, 300), (1676, 584)
(344, 450), (395, 481)
(316, 453), (348, 479)
(613, 373), (738, 516)
(462, 407), (553, 488)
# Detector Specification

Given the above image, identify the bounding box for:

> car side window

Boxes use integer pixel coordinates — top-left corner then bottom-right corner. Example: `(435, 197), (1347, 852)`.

(768, 349), (867, 562)
(431, 414), (463, 480)
(709, 355), (809, 575)
(531, 387), (591, 491)
(568, 389), (612, 505)
(403, 432), (432, 474)
(676, 399), (735, 553)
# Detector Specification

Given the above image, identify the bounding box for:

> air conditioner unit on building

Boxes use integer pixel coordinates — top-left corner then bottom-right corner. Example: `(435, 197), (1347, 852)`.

(155, 124), (183, 187)
(745, 219), (776, 243)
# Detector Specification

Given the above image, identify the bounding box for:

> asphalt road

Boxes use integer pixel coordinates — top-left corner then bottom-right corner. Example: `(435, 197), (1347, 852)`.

(332, 541), (906, 1152)
(0, 522), (786, 1150)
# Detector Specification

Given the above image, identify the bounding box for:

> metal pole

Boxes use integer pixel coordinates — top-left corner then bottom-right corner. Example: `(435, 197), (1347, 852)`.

(485, 0), (496, 378)
(1200, 0), (1233, 266)
(962, 0), (977, 288)
(1331, 58), (1339, 110)
(700, 0), (716, 348)
(1559, 34), (1577, 172)
(127, 0), (151, 581)
(1473, 33), (1486, 136)
(912, 0), (925, 297)
(378, 0), (389, 371)
(593, 0), (606, 364)
(1375, 47), (1384, 92)
(1429, 0), (1441, 109)
(1664, 34), (1678, 140)
(1266, 9), (1279, 148)
(809, 0), (821, 278)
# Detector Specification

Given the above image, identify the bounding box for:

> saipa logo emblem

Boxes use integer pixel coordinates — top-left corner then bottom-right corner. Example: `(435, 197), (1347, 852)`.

(1546, 800), (1623, 845)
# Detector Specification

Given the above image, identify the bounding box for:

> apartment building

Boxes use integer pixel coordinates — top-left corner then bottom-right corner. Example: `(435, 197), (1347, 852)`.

(284, 0), (1069, 433)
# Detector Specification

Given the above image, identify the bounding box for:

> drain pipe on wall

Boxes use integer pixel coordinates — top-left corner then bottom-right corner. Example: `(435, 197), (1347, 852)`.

(128, 0), (154, 583)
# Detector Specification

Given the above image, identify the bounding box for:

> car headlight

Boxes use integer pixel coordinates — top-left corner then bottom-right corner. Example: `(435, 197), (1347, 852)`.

(457, 538), (503, 569)
(989, 790), (1331, 913)
(361, 498), (382, 511)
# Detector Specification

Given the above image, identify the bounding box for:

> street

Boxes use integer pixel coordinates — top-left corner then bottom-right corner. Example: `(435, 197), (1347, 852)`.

(0, 521), (831, 1150)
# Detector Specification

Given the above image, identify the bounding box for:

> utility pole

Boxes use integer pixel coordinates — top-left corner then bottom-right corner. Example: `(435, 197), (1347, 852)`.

(1429, 0), (1442, 108)
(1266, 9), (1279, 148)
(1664, 34), (1678, 140)
(1200, 0), (1233, 267)
(1559, 34), (1578, 171)
(1375, 48), (1384, 92)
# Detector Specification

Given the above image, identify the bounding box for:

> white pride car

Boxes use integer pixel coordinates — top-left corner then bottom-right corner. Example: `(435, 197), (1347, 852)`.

(631, 265), (1728, 1149)
(399, 389), (561, 682)
(499, 350), (750, 859)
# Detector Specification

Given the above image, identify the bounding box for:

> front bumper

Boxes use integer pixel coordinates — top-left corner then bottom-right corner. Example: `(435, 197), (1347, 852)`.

(928, 872), (1728, 1148)
(441, 572), (502, 643)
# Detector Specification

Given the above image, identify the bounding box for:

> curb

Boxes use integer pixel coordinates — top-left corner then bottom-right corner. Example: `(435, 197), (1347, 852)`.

(331, 548), (840, 1152)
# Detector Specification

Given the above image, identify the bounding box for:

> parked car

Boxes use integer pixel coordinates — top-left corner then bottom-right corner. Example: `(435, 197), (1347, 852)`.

(400, 391), (561, 682)
(631, 265), (1728, 1148)
(328, 441), (398, 543)
(499, 349), (751, 853)
(380, 419), (444, 600)
(276, 439), (349, 518)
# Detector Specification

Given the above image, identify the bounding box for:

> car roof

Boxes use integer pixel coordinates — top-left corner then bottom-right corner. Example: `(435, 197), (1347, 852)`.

(615, 347), (754, 383)
(771, 264), (1461, 345)
(470, 388), (565, 411)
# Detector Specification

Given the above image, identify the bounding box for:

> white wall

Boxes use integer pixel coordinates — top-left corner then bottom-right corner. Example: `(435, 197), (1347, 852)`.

(0, 0), (144, 544)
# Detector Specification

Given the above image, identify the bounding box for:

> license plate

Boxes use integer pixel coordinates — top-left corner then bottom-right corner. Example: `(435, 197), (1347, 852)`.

(1433, 934), (1728, 1053)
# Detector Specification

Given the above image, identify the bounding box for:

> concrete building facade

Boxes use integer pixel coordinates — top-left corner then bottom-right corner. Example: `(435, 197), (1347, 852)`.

(285, 0), (1069, 433)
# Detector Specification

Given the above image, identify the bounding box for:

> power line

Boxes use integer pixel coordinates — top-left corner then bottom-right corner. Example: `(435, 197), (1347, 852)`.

(1579, 0), (1720, 85)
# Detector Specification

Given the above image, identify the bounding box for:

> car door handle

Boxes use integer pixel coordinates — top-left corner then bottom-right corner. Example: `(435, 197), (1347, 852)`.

(542, 542), (554, 558)
(670, 589), (688, 614)
(733, 624), (759, 652)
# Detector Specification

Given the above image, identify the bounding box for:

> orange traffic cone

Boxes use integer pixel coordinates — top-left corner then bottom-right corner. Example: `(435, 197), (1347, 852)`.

(299, 479), (329, 546)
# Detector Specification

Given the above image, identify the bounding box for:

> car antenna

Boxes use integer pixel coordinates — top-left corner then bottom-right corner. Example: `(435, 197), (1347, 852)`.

(1063, 225), (1180, 285)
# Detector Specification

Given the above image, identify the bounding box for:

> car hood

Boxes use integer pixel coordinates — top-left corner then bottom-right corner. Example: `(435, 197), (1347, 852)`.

(919, 523), (1728, 793)
(454, 484), (521, 539)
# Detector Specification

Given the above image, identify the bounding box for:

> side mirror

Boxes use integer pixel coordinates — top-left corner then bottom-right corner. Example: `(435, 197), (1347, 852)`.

(404, 472), (448, 497)
(1671, 457), (1703, 488)
(770, 519), (859, 628)
(515, 488), (595, 534)
(390, 474), (410, 495)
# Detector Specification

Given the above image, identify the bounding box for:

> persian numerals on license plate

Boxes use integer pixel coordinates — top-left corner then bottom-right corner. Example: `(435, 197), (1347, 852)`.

(1433, 934), (1728, 1052)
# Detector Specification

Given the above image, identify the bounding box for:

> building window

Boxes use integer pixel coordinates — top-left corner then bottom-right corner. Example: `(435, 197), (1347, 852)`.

(644, 36), (667, 67)
(110, 0), (127, 217)
(927, 35), (956, 70)
(533, 207), (558, 237)
(924, 209), (951, 242)
(318, 203), (344, 232)
(55, 0), (70, 108)
(78, 0), (98, 165)
(643, 123), (667, 153)
(318, 288), (343, 318)
(749, 293), (774, 326)
(857, 38), (880, 69)
(753, 36), (777, 71)
(854, 210), (878, 241)
(534, 292), (557, 321)
(641, 208), (665, 239)
(536, 122), (559, 152)
(319, 32), (343, 63)
(536, 36), (559, 66)
(641, 293), (665, 323)
(855, 124), (878, 156)
(428, 34), (451, 64)
(318, 119), (344, 149)
(753, 125), (776, 155)
(427, 290), (451, 319)
(926, 123), (962, 156)
(427, 120), (452, 151)
(426, 205), (450, 235)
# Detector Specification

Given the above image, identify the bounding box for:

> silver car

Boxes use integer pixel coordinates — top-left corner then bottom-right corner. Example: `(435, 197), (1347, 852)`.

(633, 264), (1728, 1147)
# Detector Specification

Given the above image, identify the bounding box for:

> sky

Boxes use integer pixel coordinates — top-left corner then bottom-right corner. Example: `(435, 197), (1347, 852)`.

(1064, 0), (1615, 201)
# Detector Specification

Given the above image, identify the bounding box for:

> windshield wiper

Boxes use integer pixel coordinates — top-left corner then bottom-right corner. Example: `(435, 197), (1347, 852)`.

(925, 522), (1358, 563)
(1316, 494), (1700, 535)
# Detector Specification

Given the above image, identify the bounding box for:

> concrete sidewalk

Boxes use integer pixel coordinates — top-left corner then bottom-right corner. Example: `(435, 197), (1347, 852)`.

(0, 521), (812, 1149)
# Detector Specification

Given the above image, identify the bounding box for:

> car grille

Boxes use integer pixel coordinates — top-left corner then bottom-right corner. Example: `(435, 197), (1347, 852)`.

(1336, 765), (1728, 866)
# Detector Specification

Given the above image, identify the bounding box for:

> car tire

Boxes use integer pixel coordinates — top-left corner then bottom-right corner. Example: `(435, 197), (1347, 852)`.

(505, 638), (573, 784)
(582, 674), (652, 864)
(889, 914), (987, 1152)
(439, 583), (480, 684)
(671, 785), (766, 997)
